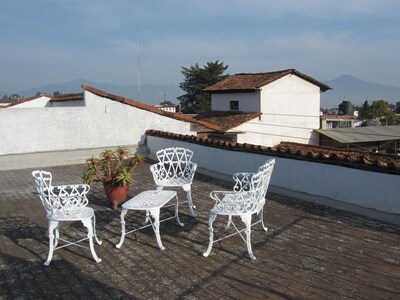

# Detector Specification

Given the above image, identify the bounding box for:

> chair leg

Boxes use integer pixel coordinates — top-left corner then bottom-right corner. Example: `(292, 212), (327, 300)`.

(174, 194), (184, 227)
(183, 186), (196, 217)
(259, 207), (268, 232)
(45, 220), (59, 266)
(225, 215), (232, 229)
(92, 214), (102, 245)
(53, 222), (61, 248)
(81, 219), (102, 263)
(240, 214), (256, 260)
(203, 213), (217, 257)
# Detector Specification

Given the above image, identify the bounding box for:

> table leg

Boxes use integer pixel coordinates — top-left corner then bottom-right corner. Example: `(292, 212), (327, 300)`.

(149, 208), (165, 250)
(116, 209), (127, 248)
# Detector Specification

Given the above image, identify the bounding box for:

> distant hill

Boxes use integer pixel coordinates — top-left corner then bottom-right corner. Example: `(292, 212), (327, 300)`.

(321, 75), (400, 108)
(6, 74), (400, 108)
(12, 79), (182, 105)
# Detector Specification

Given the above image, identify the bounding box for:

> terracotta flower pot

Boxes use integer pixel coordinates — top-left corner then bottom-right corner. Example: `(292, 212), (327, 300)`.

(103, 183), (129, 209)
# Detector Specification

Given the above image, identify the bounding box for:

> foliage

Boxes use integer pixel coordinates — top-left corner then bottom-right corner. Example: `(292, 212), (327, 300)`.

(360, 100), (370, 118)
(363, 99), (398, 125)
(160, 100), (175, 106)
(178, 60), (229, 113)
(82, 147), (145, 186)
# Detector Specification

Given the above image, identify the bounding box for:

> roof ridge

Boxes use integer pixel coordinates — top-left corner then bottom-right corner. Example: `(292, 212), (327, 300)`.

(81, 84), (222, 131)
(234, 69), (295, 76)
(205, 69), (331, 93)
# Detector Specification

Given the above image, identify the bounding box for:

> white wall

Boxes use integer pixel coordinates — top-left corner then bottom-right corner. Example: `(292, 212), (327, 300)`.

(257, 75), (320, 146)
(8, 96), (52, 108)
(211, 92), (260, 112)
(0, 91), (192, 156)
(146, 135), (400, 222)
(211, 74), (322, 147)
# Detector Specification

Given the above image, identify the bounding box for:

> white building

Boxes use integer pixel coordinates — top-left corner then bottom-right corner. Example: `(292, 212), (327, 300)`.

(196, 69), (331, 146)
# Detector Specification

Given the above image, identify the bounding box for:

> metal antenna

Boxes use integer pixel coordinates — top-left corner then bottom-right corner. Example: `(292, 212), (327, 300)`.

(137, 25), (141, 101)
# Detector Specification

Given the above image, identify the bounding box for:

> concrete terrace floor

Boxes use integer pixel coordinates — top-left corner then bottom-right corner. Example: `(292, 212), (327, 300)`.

(0, 159), (400, 299)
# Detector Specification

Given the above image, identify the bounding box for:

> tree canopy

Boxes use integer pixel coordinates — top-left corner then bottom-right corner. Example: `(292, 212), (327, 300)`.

(178, 60), (228, 113)
(160, 100), (175, 106)
(363, 99), (398, 125)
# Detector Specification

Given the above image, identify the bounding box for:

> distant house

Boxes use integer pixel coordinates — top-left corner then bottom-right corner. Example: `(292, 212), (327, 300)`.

(5, 93), (84, 108)
(320, 114), (357, 129)
(155, 104), (176, 113)
(0, 98), (15, 107)
(5, 95), (52, 108)
(316, 125), (400, 154)
(195, 69), (331, 146)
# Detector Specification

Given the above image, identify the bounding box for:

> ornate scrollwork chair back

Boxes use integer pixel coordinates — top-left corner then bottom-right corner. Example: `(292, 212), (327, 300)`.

(150, 147), (198, 216)
(32, 170), (102, 266)
(203, 159), (276, 260)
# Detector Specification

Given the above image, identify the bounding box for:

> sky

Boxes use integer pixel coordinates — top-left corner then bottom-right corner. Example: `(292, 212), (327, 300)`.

(1, 0), (400, 94)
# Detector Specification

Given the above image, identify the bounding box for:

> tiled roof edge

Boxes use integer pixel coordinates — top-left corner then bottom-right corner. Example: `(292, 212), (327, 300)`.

(2, 94), (51, 108)
(81, 84), (222, 131)
(291, 70), (332, 92)
(146, 130), (400, 175)
(50, 93), (84, 102)
(205, 69), (331, 93)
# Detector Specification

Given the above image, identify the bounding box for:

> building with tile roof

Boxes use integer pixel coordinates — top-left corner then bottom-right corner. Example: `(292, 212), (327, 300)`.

(1, 83), (399, 222)
(199, 69), (332, 146)
(2, 94), (51, 108)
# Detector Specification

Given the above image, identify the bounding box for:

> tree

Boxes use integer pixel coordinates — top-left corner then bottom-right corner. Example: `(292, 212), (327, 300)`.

(364, 99), (398, 125)
(10, 94), (21, 99)
(160, 100), (175, 106)
(178, 60), (228, 113)
(361, 100), (370, 119)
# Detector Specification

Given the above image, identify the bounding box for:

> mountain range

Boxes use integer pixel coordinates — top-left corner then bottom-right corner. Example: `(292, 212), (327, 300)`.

(321, 75), (400, 108)
(1, 79), (182, 106)
(2, 75), (400, 108)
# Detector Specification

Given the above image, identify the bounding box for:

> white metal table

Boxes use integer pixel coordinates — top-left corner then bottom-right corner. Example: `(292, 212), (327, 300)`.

(116, 190), (184, 250)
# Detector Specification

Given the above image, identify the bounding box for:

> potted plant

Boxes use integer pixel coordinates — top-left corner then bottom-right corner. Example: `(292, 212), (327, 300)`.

(83, 147), (145, 209)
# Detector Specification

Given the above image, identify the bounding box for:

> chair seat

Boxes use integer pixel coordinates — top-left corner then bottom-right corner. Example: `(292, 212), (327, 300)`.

(48, 207), (94, 221)
(211, 196), (258, 215)
(156, 178), (191, 187)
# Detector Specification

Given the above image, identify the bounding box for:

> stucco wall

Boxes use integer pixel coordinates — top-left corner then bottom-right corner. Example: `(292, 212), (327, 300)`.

(210, 74), (322, 147)
(146, 135), (400, 222)
(0, 91), (192, 156)
(7, 96), (52, 108)
(211, 92), (260, 112)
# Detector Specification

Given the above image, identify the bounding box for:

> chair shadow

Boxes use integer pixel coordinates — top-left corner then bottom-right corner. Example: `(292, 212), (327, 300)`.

(0, 251), (132, 299)
(0, 215), (47, 260)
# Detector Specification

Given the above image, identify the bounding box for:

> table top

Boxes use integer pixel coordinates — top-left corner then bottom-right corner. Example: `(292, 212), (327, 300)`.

(122, 190), (177, 210)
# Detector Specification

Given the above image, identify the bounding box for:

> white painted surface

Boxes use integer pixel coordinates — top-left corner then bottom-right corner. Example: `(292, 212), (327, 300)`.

(210, 74), (322, 147)
(0, 91), (192, 155)
(147, 135), (400, 218)
(211, 92), (260, 112)
(8, 96), (52, 108)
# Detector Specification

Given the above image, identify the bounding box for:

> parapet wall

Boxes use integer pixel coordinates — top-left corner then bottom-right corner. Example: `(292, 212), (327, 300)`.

(146, 133), (400, 224)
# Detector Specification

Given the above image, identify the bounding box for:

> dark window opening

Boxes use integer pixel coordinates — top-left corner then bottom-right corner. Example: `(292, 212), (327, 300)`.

(230, 100), (239, 111)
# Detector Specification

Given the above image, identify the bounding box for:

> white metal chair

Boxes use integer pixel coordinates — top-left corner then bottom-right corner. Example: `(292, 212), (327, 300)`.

(150, 147), (198, 216)
(203, 159), (275, 260)
(32, 170), (102, 266)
